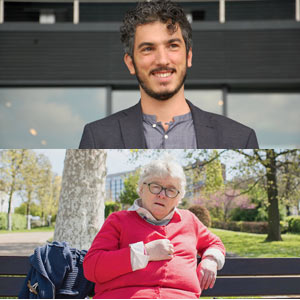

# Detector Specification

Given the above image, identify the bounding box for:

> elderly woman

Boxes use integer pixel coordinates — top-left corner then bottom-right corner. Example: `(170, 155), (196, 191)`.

(83, 158), (225, 299)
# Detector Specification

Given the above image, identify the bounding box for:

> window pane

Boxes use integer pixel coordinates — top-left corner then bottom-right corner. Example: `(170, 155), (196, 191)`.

(112, 89), (223, 115)
(228, 93), (300, 148)
(185, 90), (223, 115)
(112, 91), (140, 114)
(0, 88), (106, 148)
(226, 0), (295, 21)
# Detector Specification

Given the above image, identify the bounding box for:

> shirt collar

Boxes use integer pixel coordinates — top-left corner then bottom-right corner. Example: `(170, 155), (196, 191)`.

(128, 198), (182, 225)
(142, 112), (192, 125)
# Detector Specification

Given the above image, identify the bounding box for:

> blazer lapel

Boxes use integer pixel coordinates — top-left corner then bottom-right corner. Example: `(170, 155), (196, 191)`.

(187, 100), (218, 148)
(119, 101), (147, 149)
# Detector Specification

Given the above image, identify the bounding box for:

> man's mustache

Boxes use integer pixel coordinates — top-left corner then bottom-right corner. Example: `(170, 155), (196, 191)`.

(150, 67), (176, 75)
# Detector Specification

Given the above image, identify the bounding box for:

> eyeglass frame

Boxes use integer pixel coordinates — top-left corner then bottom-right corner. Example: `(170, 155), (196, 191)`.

(143, 182), (180, 198)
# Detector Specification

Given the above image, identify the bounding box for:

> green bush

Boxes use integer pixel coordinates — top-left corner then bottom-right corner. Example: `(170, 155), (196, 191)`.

(105, 201), (122, 218)
(230, 207), (259, 222)
(188, 205), (211, 227)
(0, 213), (6, 230)
(12, 214), (27, 230)
(287, 216), (300, 233)
(280, 220), (289, 234)
(0, 213), (26, 230)
(211, 219), (268, 234)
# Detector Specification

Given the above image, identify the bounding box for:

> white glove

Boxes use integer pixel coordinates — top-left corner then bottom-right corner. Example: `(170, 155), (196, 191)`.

(145, 239), (174, 261)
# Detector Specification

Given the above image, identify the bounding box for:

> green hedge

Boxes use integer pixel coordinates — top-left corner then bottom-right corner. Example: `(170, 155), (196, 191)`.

(212, 219), (268, 234)
(0, 212), (27, 230)
(212, 219), (291, 234)
(286, 216), (300, 233)
(105, 201), (122, 218)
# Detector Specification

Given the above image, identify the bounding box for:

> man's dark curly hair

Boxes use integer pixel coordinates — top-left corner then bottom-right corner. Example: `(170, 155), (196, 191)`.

(120, 0), (192, 57)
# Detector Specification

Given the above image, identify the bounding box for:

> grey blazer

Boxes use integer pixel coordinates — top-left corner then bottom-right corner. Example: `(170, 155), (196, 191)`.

(79, 100), (259, 149)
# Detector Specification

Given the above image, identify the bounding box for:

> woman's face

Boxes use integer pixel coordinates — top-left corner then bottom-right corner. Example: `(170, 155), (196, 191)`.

(140, 176), (181, 220)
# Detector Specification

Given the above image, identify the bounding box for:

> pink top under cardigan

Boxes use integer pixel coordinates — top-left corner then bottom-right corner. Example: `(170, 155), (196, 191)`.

(83, 209), (225, 299)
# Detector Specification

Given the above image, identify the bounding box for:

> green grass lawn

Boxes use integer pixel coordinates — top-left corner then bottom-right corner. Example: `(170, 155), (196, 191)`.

(211, 228), (300, 257)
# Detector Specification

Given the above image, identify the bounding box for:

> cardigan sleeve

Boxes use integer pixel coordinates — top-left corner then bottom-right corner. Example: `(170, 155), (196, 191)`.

(83, 213), (133, 284)
(191, 213), (226, 269)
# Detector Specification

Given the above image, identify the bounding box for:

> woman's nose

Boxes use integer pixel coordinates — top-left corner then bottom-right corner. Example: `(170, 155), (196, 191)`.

(158, 189), (167, 198)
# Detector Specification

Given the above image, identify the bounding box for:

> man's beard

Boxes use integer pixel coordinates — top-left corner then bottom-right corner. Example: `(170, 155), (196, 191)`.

(133, 60), (187, 101)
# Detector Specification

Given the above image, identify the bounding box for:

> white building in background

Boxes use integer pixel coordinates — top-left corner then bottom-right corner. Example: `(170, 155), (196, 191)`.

(106, 170), (134, 202)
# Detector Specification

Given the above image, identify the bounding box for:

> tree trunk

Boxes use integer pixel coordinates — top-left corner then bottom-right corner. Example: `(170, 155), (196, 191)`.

(265, 150), (282, 241)
(54, 150), (106, 250)
(26, 192), (31, 230)
(7, 170), (16, 231)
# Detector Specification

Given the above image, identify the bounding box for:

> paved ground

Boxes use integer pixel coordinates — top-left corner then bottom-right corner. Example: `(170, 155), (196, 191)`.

(0, 231), (54, 256)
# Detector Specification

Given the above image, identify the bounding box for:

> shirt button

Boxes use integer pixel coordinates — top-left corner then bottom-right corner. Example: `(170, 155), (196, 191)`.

(164, 135), (168, 139)
(152, 124), (157, 128)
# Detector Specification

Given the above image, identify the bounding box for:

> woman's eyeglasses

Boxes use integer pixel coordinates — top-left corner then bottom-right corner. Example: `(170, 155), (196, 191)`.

(144, 182), (180, 198)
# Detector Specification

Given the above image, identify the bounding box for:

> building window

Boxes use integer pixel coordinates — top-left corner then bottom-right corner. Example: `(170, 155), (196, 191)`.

(228, 93), (300, 148)
(4, 2), (73, 23)
(0, 87), (107, 148)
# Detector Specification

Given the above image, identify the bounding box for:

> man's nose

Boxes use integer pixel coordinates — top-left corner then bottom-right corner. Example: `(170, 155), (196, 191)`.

(155, 47), (169, 66)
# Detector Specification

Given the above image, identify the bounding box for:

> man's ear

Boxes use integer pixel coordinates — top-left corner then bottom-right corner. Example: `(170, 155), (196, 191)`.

(187, 48), (192, 68)
(124, 53), (136, 75)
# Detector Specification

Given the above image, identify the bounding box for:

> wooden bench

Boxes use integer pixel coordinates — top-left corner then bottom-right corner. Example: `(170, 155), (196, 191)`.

(1, 256), (300, 298)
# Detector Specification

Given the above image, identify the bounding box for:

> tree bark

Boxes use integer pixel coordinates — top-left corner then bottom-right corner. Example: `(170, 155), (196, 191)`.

(265, 150), (282, 241)
(54, 150), (106, 250)
(26, 191), (32, 230)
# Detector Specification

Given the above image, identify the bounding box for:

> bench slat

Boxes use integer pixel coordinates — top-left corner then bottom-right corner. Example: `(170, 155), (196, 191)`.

(218, 258), (300, 276)
(0, 256), (30, 275)
(0, 277), (26, 297)
(202, 276), (300, 296)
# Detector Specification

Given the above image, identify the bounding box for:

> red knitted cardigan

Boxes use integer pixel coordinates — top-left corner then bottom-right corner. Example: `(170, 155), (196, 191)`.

(83, 209), (225, 299)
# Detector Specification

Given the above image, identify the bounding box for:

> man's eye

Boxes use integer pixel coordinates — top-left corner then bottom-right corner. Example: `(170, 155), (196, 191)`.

(170, 44), (179, 49)
(142, 47), (153, 52)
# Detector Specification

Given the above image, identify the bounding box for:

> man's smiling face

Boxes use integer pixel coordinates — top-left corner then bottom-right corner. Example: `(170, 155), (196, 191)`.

(124, 21), (192, 101)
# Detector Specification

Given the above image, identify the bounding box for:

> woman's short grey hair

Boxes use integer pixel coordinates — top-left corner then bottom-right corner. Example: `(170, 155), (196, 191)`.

(120, 0), (193, 57)
(138, 157), (186, 198)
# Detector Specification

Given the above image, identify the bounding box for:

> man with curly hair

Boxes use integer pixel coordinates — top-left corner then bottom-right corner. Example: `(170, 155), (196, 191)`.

(79, 0), (258, 149)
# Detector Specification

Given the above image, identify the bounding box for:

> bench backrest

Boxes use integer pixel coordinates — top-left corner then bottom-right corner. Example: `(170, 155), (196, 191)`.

(202, 257), (300, 297)
(1, 256), (300, 298)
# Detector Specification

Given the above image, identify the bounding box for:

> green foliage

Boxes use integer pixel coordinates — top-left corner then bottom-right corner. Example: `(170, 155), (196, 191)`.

(230, 207), (259, 222)
(105, 201), (122, 218)
(0, 150), (61, 231)
(14, 202), (42, 216)
(203, 150), (224, 196)
(188, 205), (211, 227)
(119, 171), (139, 206)
(212, 219), (268, 234)
(0, 212), (26, 230)
(0, 213), (6, 229)
(286, 216), (300, 233)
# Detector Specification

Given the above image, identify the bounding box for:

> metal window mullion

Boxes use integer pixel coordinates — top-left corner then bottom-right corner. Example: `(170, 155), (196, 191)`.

(106, 86), (112, 116)
(0, 0), (4, 24)
(219, 0), (225, 23)
(73, 0), (79, 24)
(222, 86), (228, 117)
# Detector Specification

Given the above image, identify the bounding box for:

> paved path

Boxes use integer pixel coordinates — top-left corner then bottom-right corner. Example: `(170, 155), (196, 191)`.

(0, 231), (54, 256)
